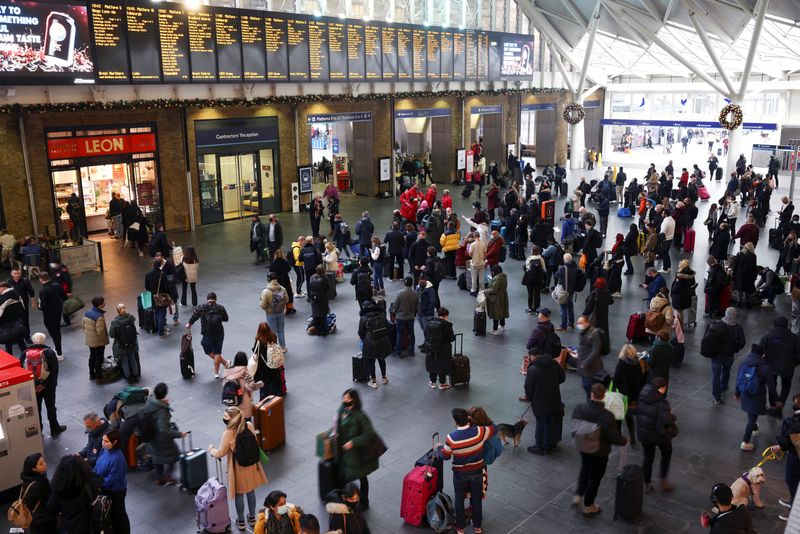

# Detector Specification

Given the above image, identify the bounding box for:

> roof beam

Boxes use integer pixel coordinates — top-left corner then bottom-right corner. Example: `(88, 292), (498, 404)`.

(534, 5), (583, 26)
(576, 3), (601, 96)
(561, 0), (589, 27)
(677, 0), (736, 44)
(547, 40), (577, 93)
(662, 0), (678, 22)
(638, 0), (663, 20)
(684, 0), (737, 94)
(738, 0), (769, 97)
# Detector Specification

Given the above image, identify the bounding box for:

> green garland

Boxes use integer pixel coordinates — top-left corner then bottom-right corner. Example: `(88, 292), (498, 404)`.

(0, 87), (567, 115)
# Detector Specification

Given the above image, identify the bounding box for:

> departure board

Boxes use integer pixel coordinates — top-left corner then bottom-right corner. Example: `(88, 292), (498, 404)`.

(264, 14), (288, 81)
(126, 3), (160, 82)
(188, 10), (216, 82)
(440, 31), (453, 80)
(158, 7), (190, 82)
(286, 15), (309, 81)
(346, 21), (365, 81)
(426, 30), (440, 80)
(326, 20), (346, 81)
(477, 31), (489, 80)
(396, 26), (412, 80)
(240, 12), (265, 80)
(308, 19), (329, 81)
(215, 10), (242, 81)
(363, 22), (381, 80)
(89, 0), (129, 82)
(412, 29), (426, 79)
(380, 25), (397, 81)
(465, 29), (478, 80)
(452, 30), (466, 80)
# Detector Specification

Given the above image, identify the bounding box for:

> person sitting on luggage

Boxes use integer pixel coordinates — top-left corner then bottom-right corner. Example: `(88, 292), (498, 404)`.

(325, 482), (370, 534)
(254, 490), (302, 534)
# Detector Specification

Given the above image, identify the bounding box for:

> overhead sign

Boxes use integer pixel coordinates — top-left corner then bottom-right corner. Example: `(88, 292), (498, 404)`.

(194, 117), (279, 148)
(47, 133), (156, 159)
(470, 105), (502, 115)
(521, 101), (601, 112)
(307, 112), (372, 123)
(394, 108), (451, 119)
(599, 118), (778, 131)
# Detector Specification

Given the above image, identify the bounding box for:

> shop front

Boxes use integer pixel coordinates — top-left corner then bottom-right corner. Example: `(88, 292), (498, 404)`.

(307, 112), (373, 195)
(194, 117), (282, 224)
(45, 126), (162, 236)
(394, 107), (453, 184)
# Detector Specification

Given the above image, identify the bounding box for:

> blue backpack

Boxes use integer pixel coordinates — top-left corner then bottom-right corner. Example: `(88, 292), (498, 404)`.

(736, 364), (760, 396)
(483, 435), (503, 465)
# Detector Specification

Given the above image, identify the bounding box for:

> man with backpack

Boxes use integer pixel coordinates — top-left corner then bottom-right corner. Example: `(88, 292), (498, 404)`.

(390, 277), (418, 358)
(21, 332), (66, 437)
(571, 383), (627, 517)
(142, 383), (187, 486)
(186, 292), (229, 379)
(422, 246), (445, 306)
(358, 299), (392, 388)
(350, 257), (374, 305)
(553, 253), (580, 332)
(735, 344), (780, 451)
(260, 273), (289, 351)
(301, 239), (322, 290)
(424, 307), (456, 390)
(702, 307), (746, 405)
(525, 308), (560, 357)
(417, 275), (437, 348)
(108, 303), (140, 383)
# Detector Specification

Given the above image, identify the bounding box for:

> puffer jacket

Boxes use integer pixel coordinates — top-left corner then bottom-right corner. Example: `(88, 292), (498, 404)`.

(82, 307), (109, 348)
(670, 268), (696, 310)
(646, 295), (673, 339)
(325, 490), (370, 534)
(635, 383), (676, 445)
(108, 312), (138, 355)
(440, 230), (460, 253)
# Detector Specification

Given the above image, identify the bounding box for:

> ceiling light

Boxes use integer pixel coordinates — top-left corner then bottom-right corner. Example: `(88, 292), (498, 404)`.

(184, 0), (200, 9)
(339, 13), (346, 19)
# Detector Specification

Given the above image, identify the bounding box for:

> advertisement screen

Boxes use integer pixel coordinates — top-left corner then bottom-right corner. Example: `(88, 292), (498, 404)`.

(500, 35), (534, 77)
(0, 0), (94, 84)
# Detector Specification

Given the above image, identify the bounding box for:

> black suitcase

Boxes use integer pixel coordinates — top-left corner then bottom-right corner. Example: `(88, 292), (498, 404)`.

(560, 181), (568, 197)
(179, 432), (208, 494)
(715, 167), (723, 181)
(461, 184), (473, 198)
(451, 333), (470, 386)
(614, 464), (643, 521)
(415, 433), (444, 494)
(670, 338), (685, 368)
(473, 310), (486, 336)
(769, 228), (783, 250)
(352, 353), (371, 382)
(326, 272), (337, 300)
(179, 331), (195, 379)
(137, 303), (156, 334)
(318, 459), (339, 500)
(458, 272), (467, 290)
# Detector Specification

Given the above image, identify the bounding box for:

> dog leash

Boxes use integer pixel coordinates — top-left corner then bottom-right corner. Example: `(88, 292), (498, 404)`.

(519, 406), (531, 420)
(756, 446), (784, 468)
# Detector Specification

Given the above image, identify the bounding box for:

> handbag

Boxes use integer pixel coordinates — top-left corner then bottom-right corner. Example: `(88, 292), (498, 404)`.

(247, 340), (261, 377)
(153, 272), (174, 308)
(551, 284), (568, 305)
(316, 429), (334, 460)
(358, 433), (388, 464)
(664, 422), (679, 438)
(7, 482), (37, 528)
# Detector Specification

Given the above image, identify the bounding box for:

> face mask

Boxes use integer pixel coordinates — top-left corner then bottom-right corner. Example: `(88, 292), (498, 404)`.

(343, 401), (353, 409)
(277, 505), (288, 515)
(793, 403), (800, 413)
(222, 418), (229, 425)
(576, 324), (587, 331)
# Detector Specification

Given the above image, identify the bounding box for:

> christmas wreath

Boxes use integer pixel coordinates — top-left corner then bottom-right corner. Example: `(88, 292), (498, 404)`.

(563, 102), (585, 125)
(718, 103), (743, 130)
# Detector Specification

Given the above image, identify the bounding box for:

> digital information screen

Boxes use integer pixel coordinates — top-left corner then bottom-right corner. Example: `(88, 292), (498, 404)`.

(452, 30), (465, 80)
(308, 18), (328, 81)
(412, 28), (426, 79)
(439, 31), (453, 80)
(426, 30), (439, 80)
(327, 20), (346, 81)
(89, 0), (127, 82)
(264, 14), (288, 81)
(187, 10), (215, 81)
(286, 15), (309, 81)
(215, 10), (242, 81)
(477, 31), (489, 80)
(465, 29), (478, 80)
(125, 2), (160, 82)
(0, 0), (95, 84)
(346, 21), (365, 81)
(158, 6), (190, 82)
(500, 34), (534, 78)
(380, 25), (396, 81)
(240, 11), (265, 80)
(396, 26), (412, 80)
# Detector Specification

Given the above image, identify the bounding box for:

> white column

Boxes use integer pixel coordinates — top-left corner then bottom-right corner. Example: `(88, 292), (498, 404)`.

(725, 100), (743, 175)
(570, 119), (585, 171)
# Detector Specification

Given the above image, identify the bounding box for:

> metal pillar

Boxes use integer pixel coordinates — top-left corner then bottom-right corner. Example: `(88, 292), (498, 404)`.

(738, 0), (769, 98)
(684, 1), (736, 96)
(789, 140), (799, 201)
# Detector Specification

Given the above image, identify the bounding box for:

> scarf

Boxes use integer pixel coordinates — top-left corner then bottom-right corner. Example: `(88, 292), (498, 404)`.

(265, 510), (294, 534)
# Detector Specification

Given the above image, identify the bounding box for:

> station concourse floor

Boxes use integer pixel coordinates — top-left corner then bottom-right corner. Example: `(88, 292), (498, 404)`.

(0, 164), (792, 534)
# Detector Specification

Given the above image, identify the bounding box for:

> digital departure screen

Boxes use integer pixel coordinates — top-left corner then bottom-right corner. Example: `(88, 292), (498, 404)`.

(412, 28), (426, 79)
(88, 0), (127, 82)
(477, 30), (489, 80)
(327, 19), (346, 81)
(308, 18), (328, 81)
(125, 2), (160, 82)
(380, 24), (396, 81)
(240, 11), (265, 80)
(157, 6), (190, 82)
(264, 13), (288, 81)
(452, 30), (465, 80)
(215, 9), (242, 81)
(396, 25), (412, 80)
(346, 20), (364, 81)
(187, 10), (215, 81)
(439, 30), (453, 80)
(286, 14), (309, 81)
(363, 22), (380, 81)
(426, 30), (439, 80)
(465, 29), (478, 80)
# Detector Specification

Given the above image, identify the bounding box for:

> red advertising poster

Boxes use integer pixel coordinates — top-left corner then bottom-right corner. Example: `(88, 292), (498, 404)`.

(136, 182), (154, 206)
(465, 149), (474, 182)
(47, 132), (157, 159)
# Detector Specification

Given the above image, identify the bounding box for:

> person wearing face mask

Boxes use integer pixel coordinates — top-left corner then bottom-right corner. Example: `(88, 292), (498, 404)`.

(93, 429), (131, 534)
(18, 452), (57, 533)
(325, 482), (370, 534)
(254, 490), (302, 534)
(572, 316), (604, 400)
(333, 389), (380, 510)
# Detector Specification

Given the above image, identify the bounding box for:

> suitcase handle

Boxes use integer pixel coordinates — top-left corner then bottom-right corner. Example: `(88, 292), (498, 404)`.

(215, 457), (224, 481)
(454, 333), (463, 356)
(257, 395), (276, 409)
(429, 432), (440, 469)
(181, 430), (192, 453)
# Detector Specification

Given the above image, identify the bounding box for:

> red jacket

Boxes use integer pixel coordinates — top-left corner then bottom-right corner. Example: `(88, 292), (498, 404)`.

(734, 223), (760, 247)
(485, 237), (505, 266)
(425, 188), (437, 207)
(487, 187), (500, 210)
(400, 187), (420, 222)
(441, 195), (452, 210)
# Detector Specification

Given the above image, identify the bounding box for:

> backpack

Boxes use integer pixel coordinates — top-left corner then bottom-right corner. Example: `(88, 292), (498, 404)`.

(571, 418), (601, 454)
(234, 428), (260, 467)
(574, 269), (588, 292)
(116, 320), (137, 347)
(542, 330), (562, 357)
(114, 386), (148, 406)
(221, 378), (243, 406)
(425, 492), (455, 533)
(737, 364), (761, 396)
(644, 304), (668, 331)
(7, 483), (36, 528)
(590, 230), (603, 249)
(204, 306), (224, 336)
(499, 246), (507, 263)
(302, 248), (318, 267)
(433, 257), (446, 282)
(356, 271), (372, 295)
(23, 348), (49, 382)
(265, 344), (285, 369)
(270, 289), (287, 315)
(366, 314), (389, 341)
(700, 322), (727, 358)
(340, 222), (349, 234)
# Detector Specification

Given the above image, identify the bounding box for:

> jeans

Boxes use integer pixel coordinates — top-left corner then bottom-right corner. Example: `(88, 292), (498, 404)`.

(769, 374), (793, 406)
(642, 442), (672, 483)
(373, 262), (384, 290)
(118, 350), (140, 380)
(418, 315), (433, 341)
(43, 315), (62, 354)
(559, 298), (575, 329)
(576, 453), (608, 507)
(234, 490), (256, 522)
(445, 251), (456, 278)
(662, 240), (672, 270)
(396, 319), (415, 354)
(265, 313), (286, 347)
(470, 265), (485, 292)
(181, 281), (197, 307)
(154, 306), (167, 336)
(293, 266), (305, 293)
(600, 216), (608, 236)
(36, 387), (61, 432)
(581, 375), (594, 400)
(743, 413), (759, 443)
(367, 358), (386, 380)
(711, 356), (734, 401)
(453, 470), (483, 529)
(534, 413), (556, 449)
(89, 346), (104, 379)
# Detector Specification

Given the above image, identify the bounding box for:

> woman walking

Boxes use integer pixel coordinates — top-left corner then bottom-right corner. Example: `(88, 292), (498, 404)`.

(252, 322), (286, 399)
(623, 223), (639, 276)
(334, 389), (380, 509)
(268, 248), (295, 315)
(613, 344), (646, 447)
(636, 377), (676, 493)
(93, 429), (131, 533)
(223, 352), (264, 419)
(209, 406), (268, 531)
(484, 264), (509, 335)
(180, 246), (199, 307)
(18, 453), (57, 533)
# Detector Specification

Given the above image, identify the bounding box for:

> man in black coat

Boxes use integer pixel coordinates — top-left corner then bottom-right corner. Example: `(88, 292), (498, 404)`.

(0, 280), (27, 355)
(424, 307), (455, 389)
(355, 211), (374, 258)
(615, 167), (627, 202)
(37, 272), (66, 359)
(265, 214), (283, 262)
(409, 231), (432, 284)
(384, 222), (406, 280)
(301, 241), (322, 286)
(9, 267), (34, 343)
(249, 215), (266, 264)
(148, 223), (171, 259)
(21, 332), (66, 436)
(525, 308), (559, 356)
(635, 378), (676, 492)
(525, 352), (565, 455)
(760, 316), (800, 416)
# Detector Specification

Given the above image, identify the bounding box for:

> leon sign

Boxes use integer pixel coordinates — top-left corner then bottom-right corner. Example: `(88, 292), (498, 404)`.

(47, 133), (157, 159)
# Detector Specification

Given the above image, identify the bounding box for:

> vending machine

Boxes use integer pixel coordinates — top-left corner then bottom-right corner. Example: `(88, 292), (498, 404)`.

(0, 365), (43, 493)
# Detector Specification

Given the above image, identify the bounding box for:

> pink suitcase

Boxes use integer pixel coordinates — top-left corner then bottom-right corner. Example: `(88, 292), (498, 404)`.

(683, 228), (695, 253)
(401, 433), (441, 527)
(698, 185), (710, 200)
(195, 459), (230, 534)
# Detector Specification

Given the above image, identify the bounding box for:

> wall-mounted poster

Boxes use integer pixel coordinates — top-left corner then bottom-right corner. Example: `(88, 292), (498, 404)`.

(379, 157), (391, 182)
(298, 165), (313, 193)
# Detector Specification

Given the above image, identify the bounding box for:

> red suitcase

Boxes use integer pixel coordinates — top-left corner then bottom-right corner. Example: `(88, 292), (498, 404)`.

(401, 435), (440, 527)
(705, 284), (732, 313)
(682, 228), (695, 253)
(626, 300), (648, 342)
(698, 185), (710, 200)
(456, 245), (467, 267)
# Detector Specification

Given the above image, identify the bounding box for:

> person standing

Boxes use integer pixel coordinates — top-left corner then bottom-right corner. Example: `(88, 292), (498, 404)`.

(369, 237), (385, 293)
(385, 222), (406, 280)
(416, 275), (436, 345)
(574, 315), (604, 399)
(670, 260), (696, 326)
(355, 211), (374, 259)
(760, 317), (800, 417)
(424, 307), (455, 390)
(186, 292), (229, 379)
(334, 389), (381, 510)
(358, 299), (392, 388)
(437, 407), (497, 534)
(467, 235), (487, 297)
(350, 257), (373, 305)
(707, 307), (746, 405)
(260, 273), (288, 351)
(310, 196), (324, 238)
(144, 260), (171, 338)
(268, 249), (295, 315)
(145, 383), (187, 486)
(571, 383), (628, 517)
(265, 214), (283, 263)
(772, 393), (800, 517)
(390, 277), (418, 357)
(108, 303), (140, 383)
(613, 344), (646, 447)
(440, 222), (460, 279)
(523, 246), (547, 314)
(0, 280), (27, 355)
(636, 377), (676, 494)
(19, 453), (57, 534)
(410, 231), (432, 285)
(36, 272), (65, 360)
(290, 236), (306, 298)
(484, 264), (509, 335)
(249, 215), (266, 264)
(301, 239), (323, 291)
(82, 296), (109, 383)
(554, 253), (579, 332)
(179, 246), (199, 308)
(93, 429), (131, 534)
(583, 278), (613, 355)
(325, 482), (371, 533)
(251, 322), (285, 399)
(659, 210), (675, 274)
(736, 344), (780, 451)
(47, 454), (96, 533)
(525, 350), (566, 455)
(21, 332), (66, 436)
(307, 266), (331, 336)
(209, 406), (267, 531)
(8, 267), (34, 342)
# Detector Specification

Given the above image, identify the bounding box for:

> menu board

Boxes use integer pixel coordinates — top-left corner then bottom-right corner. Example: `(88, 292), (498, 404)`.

(440, 31), (453, 80)
(125, 3), (159, 82)
(452, 30), (466, 80)
(308, 18), (328, 81)
(187, 10), (215, 81)
(426, 30), (440, 80)
(264, 14), (288, 81)
(363, 22), (381, 80)
(396, 26), (412, 80)
(465, 30), (478, 80)
(158, 6), (190, 82)
(240, 12), (265, 80)
(89, 0), (128, 82)
(477, 31), (489, 80)
(215, 10), (242, 81)
(286, 15), (309, 81)
(346, 21), (365, 81)
(327, 20), (346, 81)
(380, 25), (396, 81)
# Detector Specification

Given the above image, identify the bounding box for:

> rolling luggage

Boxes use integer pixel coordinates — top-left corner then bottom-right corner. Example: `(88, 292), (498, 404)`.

(770, 219), (783, 250)
(671, 338), (685, 368)
(318, 458), (339, 500)
(137, 295), (156, 334)
(195, 459), (230, 534)
(401, 436), (440, 526)
(614, 463), (643, 521)
(253, 395), (285, 451)
(626, 301), (648, 342)
(473, 309), (486, 336)
(179, 431), (208, 494)
(716, 167), (723, 181)
(125, 433), (139, 470)
(451, 333), (470, 386)
(414, 433), (444, 494)
(458, 272), (471, 291)
(352, 352), (371, 382)
(179, 331), (195, 379)
(697, 185), (711, 200)
(560, 181), (568, 197)
(682, 228), (695, 253)
(322, 313), (337, 335)
(326, 272), (337, 299)
(461, 183), (473, 198)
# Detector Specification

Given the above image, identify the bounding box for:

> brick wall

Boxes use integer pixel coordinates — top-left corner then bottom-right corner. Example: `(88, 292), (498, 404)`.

(0, 114), (32, 234)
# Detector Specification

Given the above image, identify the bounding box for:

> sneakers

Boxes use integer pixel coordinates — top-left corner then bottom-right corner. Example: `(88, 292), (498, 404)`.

(296, 291), (305, 298)
(56, 353), (64, 361)
(438, 383), (452, 390)
(236, 519), (246, 531)
(429, 381), (437, 389)
(779, 498), (793, 508)
(382, 376), (388, 384)
(281, 347), (288, 353)
(213, 373), (220, 380)
(498, 325), (505, 332)
(660, 268), (671, 274)
(491, 329), (499, 335)
(518, 395), (529, 402)
(780, 514), (790, 522)
(367, 379), (378, 389)
(740, 441), (755, 451)
(752, 424), (759, 436)
(762, 302), (775, 308)
(712, 397), (721, 406)
(611, 292), (623, 298)
(582, 505), (601, 517)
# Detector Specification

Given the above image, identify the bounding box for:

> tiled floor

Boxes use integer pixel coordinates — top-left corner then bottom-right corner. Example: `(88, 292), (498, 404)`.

(0, 165), (792, 533)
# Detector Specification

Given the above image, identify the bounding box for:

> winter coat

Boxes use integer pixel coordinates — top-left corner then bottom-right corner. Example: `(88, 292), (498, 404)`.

(623, 228), (639, 257)
(335, 407), (379, 483)
(440, 230), (460, 253)
(94, 448), (128, 492)
(483, 272), (509, 320)
(670, 268), (696, 310)
(524, 354), (566, 417)
(424, 317), (455, 376)
(222, 366), (261, 419)
(323, 249), (340, 272)
(108, 313), (138, 356)
(20, 472), (57, 533)
(82, 307), (109, 348)
(326, 491), (370, 534)
(144, 397), (182, 465)
(38, 281), (66, 321)
(646, 294), (673, 339)
(636, 384), (676, 446)
(645, 274), (667, 301)
(210, 422), (267, 495)
(647, 338), (673, 383)
(417, 282), (436, 318)
(710, 232), (731, 262)
(576, 327), (604, 379)
(613, 357), (646, 403)
(384, 229), (405, 255)
(708, 505), (754, 534)
(47, 480), (96, 534)
(642, 232), (659, 263)
(355, 218), (375, 248)
(269, 259), (293, 302)
(260, 280), (289, 316)
(776, 412), (800, 459)
(571, 400), (626, 457)
(410, 239), (432, 268)
(732, 250), (757, 293)
(760, 320), (800, 378)
(358, 304), (392, 360)
(736, 352), (778, 416)
(554, 261), (578, 295)
(391, 287), (418, 321)
(583, 289), (613, 355)
(254, 505), (302, 534)
(308, 274), (330, 318)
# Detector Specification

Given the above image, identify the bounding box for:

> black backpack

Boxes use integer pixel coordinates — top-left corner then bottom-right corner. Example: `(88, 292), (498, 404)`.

(701, 322), (727, 358)
(366, 314), (389, 341)
(542, 330), (562, 357)
(221, 378), (243, 406)
(117, 321), (137, 347)
(204, 306), (224, 336)
(425, 318), (444, 351)
(234, 429), (260, 467)
(433, 257), (446, 282)
(574, 269), (588, 292)
(356, 271), (372, 295)
(302, 248), (318, 267)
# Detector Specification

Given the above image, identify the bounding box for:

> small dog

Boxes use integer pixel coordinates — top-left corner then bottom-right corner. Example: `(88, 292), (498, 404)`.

(497, 420), (528, 447)
(730, 466), (766, 508)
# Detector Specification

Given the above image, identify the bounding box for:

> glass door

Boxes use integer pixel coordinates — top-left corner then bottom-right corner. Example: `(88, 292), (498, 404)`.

(198, 154), (222, 224)
(219, 153), (258, 220)
(258, 148), (281, 213)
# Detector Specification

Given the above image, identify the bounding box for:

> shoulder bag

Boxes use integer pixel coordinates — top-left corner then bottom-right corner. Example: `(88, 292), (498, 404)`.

(551, 267), (569, 305)
(153, 272), (174, 308)
(7, 482), (37, 528)
(358, 432), (388, 464)
(246, 340), (260, 377)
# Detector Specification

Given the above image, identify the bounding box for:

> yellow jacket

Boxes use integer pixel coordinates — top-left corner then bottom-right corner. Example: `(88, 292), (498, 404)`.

(254, 506), (301, 534)
(440, 231), (461, 253)
(290, 242), (303, 267)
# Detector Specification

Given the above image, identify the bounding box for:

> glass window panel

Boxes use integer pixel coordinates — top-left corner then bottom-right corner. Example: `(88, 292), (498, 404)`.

(611, 93), (631, 113)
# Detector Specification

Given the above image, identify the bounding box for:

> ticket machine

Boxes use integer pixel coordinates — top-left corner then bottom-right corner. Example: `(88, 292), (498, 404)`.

(0, 365), (43, 493)
(0, 349), (20, 371)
